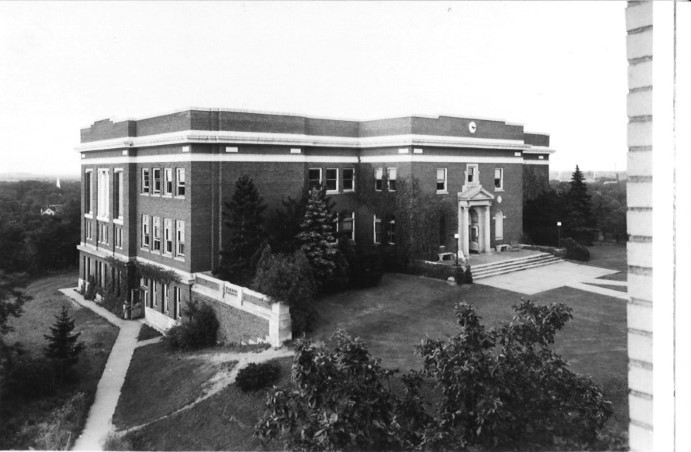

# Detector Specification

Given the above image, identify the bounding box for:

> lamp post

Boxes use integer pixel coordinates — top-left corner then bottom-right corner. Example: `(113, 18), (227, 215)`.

(557, 221), (562, 248)
(454, 233), (460, 266)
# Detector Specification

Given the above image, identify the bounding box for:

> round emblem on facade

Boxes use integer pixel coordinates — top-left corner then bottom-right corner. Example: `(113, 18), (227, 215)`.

(497, 195), (502, 204)
(468, 121), (477, 134)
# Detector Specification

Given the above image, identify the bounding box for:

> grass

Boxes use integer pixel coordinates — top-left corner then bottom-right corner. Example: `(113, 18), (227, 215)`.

(584, 242), (628, 272)
(112, 341), (235, 430)
(0, 271), (118, 450)
(115, 357), (293, 451)
(137, 323), (162, 341)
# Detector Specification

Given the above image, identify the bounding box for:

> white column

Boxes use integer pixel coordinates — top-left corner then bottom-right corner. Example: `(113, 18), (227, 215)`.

(484, 206), (491, 253)
(461, 206), (470, 257)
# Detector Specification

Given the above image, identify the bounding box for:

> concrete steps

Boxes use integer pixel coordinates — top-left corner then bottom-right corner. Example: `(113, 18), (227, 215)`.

(471, 252), (564, 280)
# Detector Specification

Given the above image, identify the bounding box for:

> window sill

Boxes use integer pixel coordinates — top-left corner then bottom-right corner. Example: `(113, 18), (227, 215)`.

(342, 189), (355, 193)
(494, 188), (505, 192)
(325, 190), (338, 195)
(141, 192), (150, 196)
(174, 195), (186, 200)
(436, 190), (449, 195)
(140, 247), (151, 252)
(113, 218), (124, 225)
(152, 191), (161, 196)
(84, 213), (93, 219)
(163, 194), (173, 199)
(174, 256), (186, 262)
(96, 216), (110, 223)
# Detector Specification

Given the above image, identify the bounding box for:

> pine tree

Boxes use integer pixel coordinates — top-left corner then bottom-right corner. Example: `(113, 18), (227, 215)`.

(44, 305), (84, 382)
(296, 186), (338, 284)
(565, 165), (595, 235)
(219, 175), (267, 286)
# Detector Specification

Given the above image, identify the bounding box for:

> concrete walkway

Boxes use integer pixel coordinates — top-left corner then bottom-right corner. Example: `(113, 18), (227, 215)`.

(59, 288), (142, 451)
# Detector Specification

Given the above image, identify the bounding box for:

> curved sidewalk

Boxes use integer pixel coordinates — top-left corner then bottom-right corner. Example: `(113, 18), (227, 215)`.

(59, 289), (142, 451)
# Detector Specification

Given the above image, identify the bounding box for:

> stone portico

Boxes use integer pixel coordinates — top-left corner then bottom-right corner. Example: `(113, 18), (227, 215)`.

(457, 185), (495, 257)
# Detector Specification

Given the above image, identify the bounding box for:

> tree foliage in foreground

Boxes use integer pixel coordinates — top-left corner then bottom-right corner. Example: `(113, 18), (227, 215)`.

(296, 187), (338, 285)
(0, 271), (31, 370)
(255, 301), (612, 451)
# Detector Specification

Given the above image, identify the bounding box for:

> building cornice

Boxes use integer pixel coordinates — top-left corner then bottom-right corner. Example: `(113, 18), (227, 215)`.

(75, 130), (531, 153)
(524, 146), (557, 154)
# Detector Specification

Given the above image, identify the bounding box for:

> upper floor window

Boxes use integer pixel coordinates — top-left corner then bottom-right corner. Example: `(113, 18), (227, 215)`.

(164, 218), (173, 254)
(84, 170), (92, 214)
(325, 168), (338, 192)
(343, 168), (355, 191)
(153, 216), (161, 251)
(142, 168), (150, 194)
(153, 168), (161, 194)
(176, 168), (186, 196)
(466, 164), (479, 186)
(373, 215), (382, 244)
(97, 169), (109, 220)
(98, 222), (108, 244)
(494, 168), (504, 190)
(176, 220), (185, 257)
(173, 286), (182, 320)
(142, 215), (150, 247)
(308, 168), (322, 190)
(164, 168), (174, 195)
(436, 168), (447, 193)
(374, 168), (383, 191)
(495, 210), (504, 240)
(340, 212), (355, 242)
(387, 168), (397, 191)
(387, 216), (396, 244)
(114, 226), (123, 248)
(114, 170), (124, 220)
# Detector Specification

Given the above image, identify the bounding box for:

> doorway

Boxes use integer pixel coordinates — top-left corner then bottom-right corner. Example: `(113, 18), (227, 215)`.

(469, 208), (479, 253)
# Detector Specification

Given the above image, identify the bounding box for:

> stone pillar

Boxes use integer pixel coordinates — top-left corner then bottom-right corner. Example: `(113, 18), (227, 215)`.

(269, 302), (292, 348)
(461, 205), (470, 257)
(484, 206), (491, 253)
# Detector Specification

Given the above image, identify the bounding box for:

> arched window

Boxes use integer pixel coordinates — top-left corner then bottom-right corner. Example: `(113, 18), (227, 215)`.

(495, 211), (504, 240)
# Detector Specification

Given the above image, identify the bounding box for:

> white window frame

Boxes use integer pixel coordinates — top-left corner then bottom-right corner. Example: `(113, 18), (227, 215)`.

(114, 226), (123, 248)
(164, 218), (173, 255)
(114, 169), (124, 221)
(494, 168), (504, 191)
(142, 215), (150, 248)
(142, 168), (150, 194)
(163, 284), (169, 313)
(97, 168), (110, 221)
(176, 168), (185, 197)
(308, 168), (322, 190)
(85, 219), (93, 240)
(153, 168), (161, 194)
(466, 164), (479, 186)
(495, 211), (504, 240)
(153, 216), (161, 251)
(176, 220), (185, 257)
(387, 167), (397, 192)
(436, 168), (448, 193)
(152, 282), (158, 308)
(98, 222), (108, 245)
(374, 168), (383, 191)
(164, 168), (174, 196)
(387, 217), (396, 244)
(173, 286), (182, 320)
(342, 168), (355, 192)
(373, 214), (382, 244)
(325, 168), (338, 193)
(341, 212), (355, 242)
(84, 169), (93, 217)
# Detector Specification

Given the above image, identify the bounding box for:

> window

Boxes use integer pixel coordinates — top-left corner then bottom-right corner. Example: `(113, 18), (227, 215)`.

(98, 222), (108, 244)
(340, 212), (355, 241)
(173, 286), (182, 320)
(387, 168), (397, 191)
(142, 215), (150, 247)
(164, 218), (173, 254)
(387, 216), (396, 244)
(153, 168), (161, 194)
(163, 284), (169, 313)
(374, 168), (383, 191)
(142, 168), (150, 194)
(343, 168), (355, 191)
(84, 171), (92, 214)
(466, 164), (479, 185)
(176, 168), (185, 196)
(97, 169), (109, 219)
(85, 220), (93, 240)
(114, 170), (123, 219)
(495, 211), (504, 240)
(308, 168), (322, 189)
(114, 226), (123, 248)
(176, 220), (185, 257)
(373, 215), (382, 244)
(325, 168), (338, 192)
(153, 216), (161, 251)
(152, 282), (158, 308)
(436, 168), (447, 192)
(494, 168), (504, 190)
(164, 168), (173, 195)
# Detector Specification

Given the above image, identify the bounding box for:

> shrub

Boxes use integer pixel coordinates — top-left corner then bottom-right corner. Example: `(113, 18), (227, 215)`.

(137, 324), (162, 341)
(236, 361), (281, 392)
(165, 300), (219, 349)
(563, 237), (591, 261)
(464, 265), (473, 284)
(2, 356), (56, 400)
(453, 266), (465, 285)
(83, 276), (96, 301)
(348, 250), (384, 289)
(408, 260), (456, 281)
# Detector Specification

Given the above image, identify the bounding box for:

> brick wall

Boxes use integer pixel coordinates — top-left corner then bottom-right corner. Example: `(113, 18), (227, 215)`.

(625, 2), (653, 450)
(195, 292), (270, 344)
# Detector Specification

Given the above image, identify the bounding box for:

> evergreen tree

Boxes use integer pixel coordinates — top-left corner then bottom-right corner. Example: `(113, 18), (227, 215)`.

(219, 175), (267, 286)
(296, 186), (337, 284)
(564, 165), (596, 242)
(44, 305), (84, 382)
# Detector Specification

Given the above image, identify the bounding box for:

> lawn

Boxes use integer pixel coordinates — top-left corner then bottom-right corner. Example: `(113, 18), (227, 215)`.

(311, 272), (629, 441)
(114, 356), (293, 451)
(0, 271), (119, 450)
(585, 242), (628, 281)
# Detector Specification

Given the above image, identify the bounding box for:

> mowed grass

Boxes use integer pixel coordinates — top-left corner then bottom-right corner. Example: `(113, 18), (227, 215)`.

(112, 341), (235, 430)
(117, 356), (293, 451)
(312, 271), (628, 438)
(586, 242), (627, 281)
(0, 271), (118, 449)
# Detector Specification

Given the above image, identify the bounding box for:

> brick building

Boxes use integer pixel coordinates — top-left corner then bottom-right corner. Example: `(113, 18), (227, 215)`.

(76, 108), (553, 327)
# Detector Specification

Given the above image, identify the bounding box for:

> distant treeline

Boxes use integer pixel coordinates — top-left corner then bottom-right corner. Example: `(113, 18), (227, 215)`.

(0, 180), (81, 274)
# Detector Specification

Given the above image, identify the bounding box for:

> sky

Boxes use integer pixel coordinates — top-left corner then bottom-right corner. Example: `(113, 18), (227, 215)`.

(0, 1), (627, 176)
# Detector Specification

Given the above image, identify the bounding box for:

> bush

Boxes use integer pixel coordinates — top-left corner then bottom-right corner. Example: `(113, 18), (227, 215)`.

(464, 265), (473, 284)
(165, 300), (219, 349)
(137, 324), (162, 341)
(409, 260), (456, 281)
(2, 356), (56, 400)
(453, 266), (465, 285)
(236, 361), (281, 392)
(348, 250), (385, 289)
(563, 237), (590, 261)
(83, 276), (96, 301)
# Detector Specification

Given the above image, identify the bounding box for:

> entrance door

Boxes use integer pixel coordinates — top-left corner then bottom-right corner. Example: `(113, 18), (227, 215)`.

(469, 225), (479, 252)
